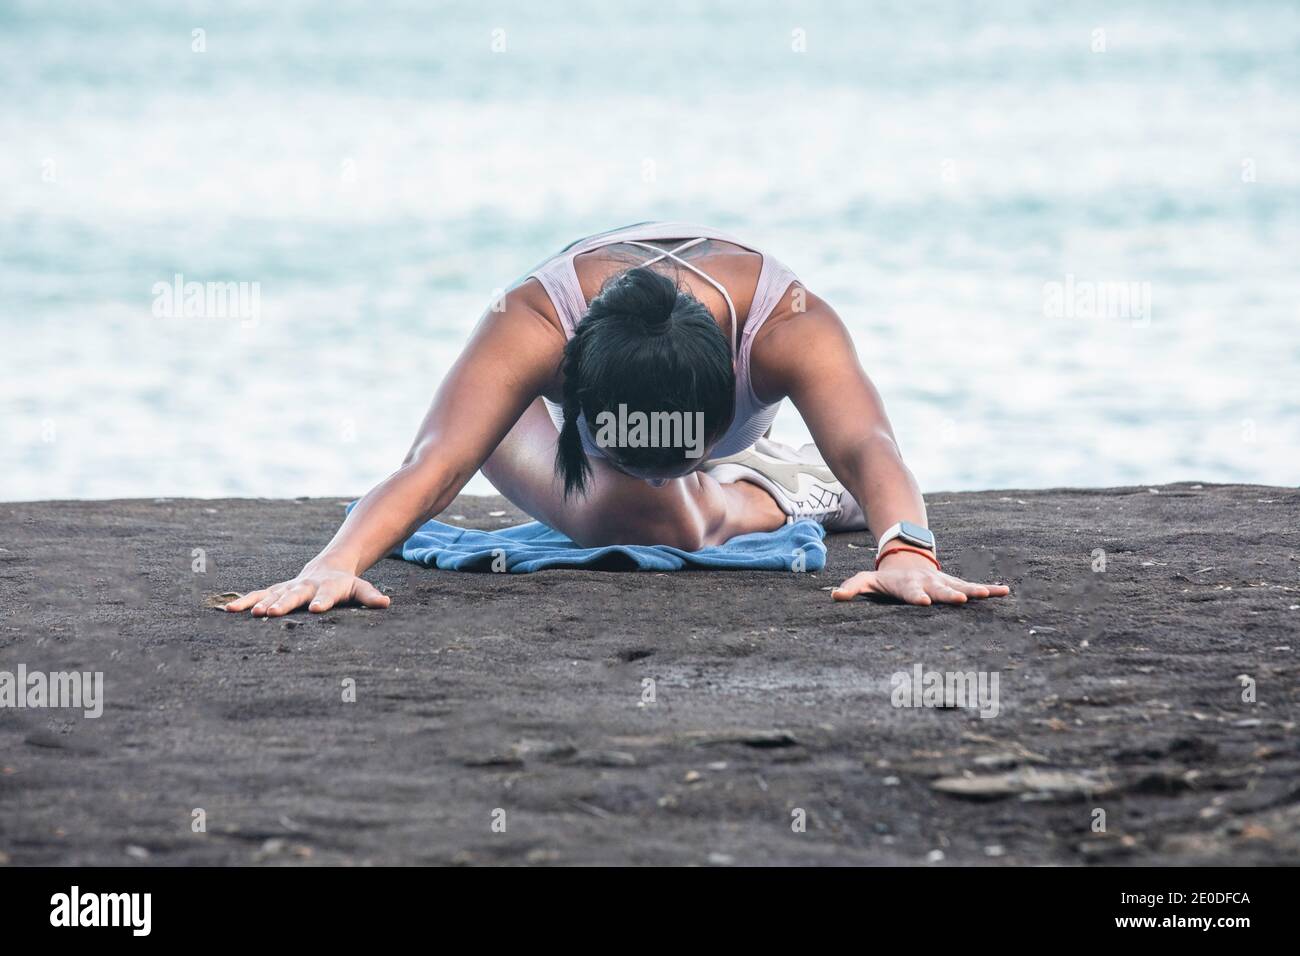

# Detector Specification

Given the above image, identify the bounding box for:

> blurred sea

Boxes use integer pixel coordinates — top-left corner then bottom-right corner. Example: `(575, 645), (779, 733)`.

(2, 0), (1298, 501)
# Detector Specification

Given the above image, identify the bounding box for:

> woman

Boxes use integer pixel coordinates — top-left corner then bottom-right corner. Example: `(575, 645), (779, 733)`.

(227, 222), (1010, 616)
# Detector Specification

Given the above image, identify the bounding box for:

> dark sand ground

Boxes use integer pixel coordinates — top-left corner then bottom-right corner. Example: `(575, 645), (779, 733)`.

(1, 483), (1296, 866)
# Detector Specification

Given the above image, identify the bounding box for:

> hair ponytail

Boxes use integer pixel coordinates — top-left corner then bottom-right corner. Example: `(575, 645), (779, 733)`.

(555, 333), (593, 498)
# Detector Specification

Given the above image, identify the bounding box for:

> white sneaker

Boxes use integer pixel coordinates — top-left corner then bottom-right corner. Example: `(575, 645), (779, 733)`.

(703, 438), (867, 532)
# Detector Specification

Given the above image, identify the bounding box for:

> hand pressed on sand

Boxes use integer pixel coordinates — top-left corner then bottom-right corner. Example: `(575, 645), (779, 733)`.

(223, 564), (391, 616)
(832, 550), (1010, 606)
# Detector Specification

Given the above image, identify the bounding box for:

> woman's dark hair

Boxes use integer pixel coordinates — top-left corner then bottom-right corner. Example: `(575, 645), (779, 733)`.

(556, 266), (735, 497)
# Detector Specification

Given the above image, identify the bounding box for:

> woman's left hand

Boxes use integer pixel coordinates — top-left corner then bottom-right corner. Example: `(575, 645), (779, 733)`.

(832, 549), (1010, 605)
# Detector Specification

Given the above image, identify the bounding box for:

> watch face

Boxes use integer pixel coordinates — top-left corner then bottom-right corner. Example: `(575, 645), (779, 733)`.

(899, 521), (935, 549)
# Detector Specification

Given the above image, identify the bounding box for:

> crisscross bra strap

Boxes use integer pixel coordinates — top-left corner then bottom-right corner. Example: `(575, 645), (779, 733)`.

(619, 238), (740, 355)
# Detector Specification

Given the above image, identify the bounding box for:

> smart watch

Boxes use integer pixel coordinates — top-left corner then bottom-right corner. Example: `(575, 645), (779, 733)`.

(876, 521), (936, 556)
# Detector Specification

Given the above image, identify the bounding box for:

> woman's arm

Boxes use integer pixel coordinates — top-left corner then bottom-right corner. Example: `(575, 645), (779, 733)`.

(225, 293), (563, 616)
(753, 288), (1009, 606)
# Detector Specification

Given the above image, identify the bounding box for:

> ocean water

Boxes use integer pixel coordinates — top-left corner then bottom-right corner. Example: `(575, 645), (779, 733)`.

(3, 0), (1298, 502)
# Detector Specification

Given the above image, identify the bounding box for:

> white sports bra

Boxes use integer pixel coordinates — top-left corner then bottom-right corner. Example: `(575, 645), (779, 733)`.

(528, 221), (798, 463)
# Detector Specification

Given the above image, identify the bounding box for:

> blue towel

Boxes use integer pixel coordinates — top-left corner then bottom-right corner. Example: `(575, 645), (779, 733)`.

(386, 514), (827, 573)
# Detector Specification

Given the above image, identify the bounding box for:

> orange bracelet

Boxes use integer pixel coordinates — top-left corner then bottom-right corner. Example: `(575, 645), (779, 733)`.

(875, 545), (941, 571)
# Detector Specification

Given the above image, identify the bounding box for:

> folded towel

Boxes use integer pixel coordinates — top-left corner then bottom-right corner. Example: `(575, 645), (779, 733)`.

(388, 514), (827, 573)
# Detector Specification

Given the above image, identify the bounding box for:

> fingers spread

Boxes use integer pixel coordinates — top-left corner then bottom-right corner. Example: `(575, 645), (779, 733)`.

(229, 576), (393, 617)
(942, 575), (989, 598)
(833, 567), (1009, 608)
(353, 579), (392, 609)
(309, 578), (350, 613)
(944, 574), (1011, 598)
(928, 583), (968, 604)
(251, 587), (287, 616)
(265, 583), (315, 617)
(223, 590), (267, 612)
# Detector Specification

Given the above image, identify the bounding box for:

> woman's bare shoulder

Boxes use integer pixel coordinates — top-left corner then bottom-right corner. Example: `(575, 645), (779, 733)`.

(749, 285), (855, 400)
(507, 276), (567, 338)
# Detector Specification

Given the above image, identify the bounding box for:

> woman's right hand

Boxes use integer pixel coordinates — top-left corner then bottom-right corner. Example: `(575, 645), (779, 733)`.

(223, 563), (392, 617)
